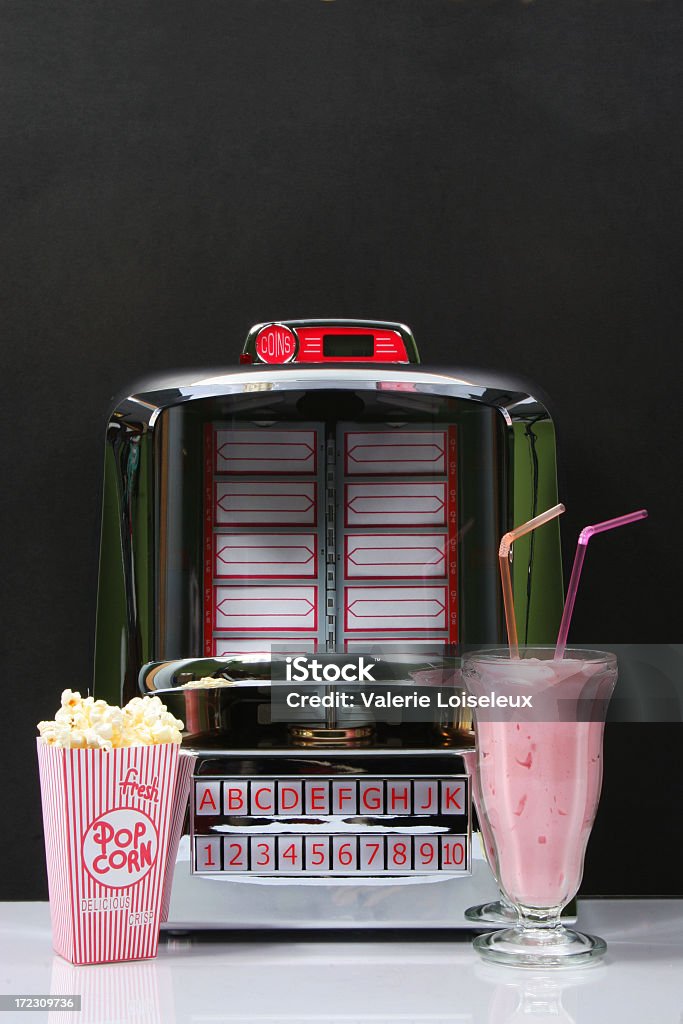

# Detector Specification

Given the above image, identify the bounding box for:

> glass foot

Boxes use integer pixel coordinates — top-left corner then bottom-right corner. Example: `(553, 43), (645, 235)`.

(464, 900), (518, 926)
(473, 925), (607, 969)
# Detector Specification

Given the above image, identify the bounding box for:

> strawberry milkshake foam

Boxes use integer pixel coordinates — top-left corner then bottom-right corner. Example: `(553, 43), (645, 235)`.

(464, 653), (617, 911)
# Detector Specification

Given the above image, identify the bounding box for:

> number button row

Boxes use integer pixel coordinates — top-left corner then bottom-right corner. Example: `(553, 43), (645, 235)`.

(193, 834), (468, 874)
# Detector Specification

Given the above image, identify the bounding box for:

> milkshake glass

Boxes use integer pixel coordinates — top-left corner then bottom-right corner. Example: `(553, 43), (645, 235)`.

(463, 647), (617, 968)
(462, 749), (518, 926)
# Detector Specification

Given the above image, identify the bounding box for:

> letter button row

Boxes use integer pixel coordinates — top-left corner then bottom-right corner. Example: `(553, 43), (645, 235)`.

(195, 778), (468, 817)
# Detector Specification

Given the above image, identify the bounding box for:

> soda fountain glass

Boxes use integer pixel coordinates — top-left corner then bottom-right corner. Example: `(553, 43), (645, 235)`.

(462, 647), (618, 968)
(462, 750), (518, 926)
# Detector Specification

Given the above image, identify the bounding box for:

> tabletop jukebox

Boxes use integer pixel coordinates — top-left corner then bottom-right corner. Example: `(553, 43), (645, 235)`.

(94, 319), (563, 928)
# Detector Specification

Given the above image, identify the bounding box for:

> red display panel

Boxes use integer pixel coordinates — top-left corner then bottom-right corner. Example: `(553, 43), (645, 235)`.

(294, 326), (408, 364)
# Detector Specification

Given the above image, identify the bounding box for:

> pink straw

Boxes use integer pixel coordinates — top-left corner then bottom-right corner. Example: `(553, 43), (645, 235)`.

(555, 509), (648, 659)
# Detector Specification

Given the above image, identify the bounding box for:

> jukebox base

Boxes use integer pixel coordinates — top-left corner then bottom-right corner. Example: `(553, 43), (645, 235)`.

(165, 747), (504, 930)
(163, 835), (502, 931)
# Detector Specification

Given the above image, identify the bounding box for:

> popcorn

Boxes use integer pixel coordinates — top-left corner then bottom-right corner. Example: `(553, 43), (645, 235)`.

(179, 677), (234, 689)
(37, 690), (184, 749)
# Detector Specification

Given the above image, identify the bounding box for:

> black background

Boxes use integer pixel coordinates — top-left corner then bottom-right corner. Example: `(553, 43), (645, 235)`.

(2, 0), (682, 900)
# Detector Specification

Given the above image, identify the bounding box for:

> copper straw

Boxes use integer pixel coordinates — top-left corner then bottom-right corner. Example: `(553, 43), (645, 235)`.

(499, 503), (566, 658)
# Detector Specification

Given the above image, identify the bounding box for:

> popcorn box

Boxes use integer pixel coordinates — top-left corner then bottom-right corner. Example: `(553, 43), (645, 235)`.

(37, 739), (179, 965)
(160, 750), (197, 923)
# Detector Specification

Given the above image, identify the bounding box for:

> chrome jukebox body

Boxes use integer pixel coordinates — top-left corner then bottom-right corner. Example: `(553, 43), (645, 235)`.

(94, 319), (563, 928)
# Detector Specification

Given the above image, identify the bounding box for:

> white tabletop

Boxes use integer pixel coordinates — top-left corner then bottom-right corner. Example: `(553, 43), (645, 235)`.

(0, 900), (681, 1023)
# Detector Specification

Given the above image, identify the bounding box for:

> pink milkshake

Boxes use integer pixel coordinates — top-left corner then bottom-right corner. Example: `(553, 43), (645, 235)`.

(462, 749), (498, 872)
(464, 651), (617, 914)
(462, 748), (520, 926)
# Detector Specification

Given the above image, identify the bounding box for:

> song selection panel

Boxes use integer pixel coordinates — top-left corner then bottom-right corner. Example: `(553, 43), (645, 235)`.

(339, 426), (458, 648)
(203, 422), (458, 656)
(204, 423), (326, 656)
(191, 775), (470, 877)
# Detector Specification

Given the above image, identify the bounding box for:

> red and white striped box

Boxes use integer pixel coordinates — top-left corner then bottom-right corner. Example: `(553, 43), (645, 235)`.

(160, 750), (197, 923)
(37, 739), (179, 965)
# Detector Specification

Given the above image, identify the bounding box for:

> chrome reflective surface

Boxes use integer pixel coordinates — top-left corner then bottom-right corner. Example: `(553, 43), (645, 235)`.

(95, 362), (563, 706)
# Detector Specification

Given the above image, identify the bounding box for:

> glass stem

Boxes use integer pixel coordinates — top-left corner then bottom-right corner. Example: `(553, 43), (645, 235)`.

(517, 905), (563, 931)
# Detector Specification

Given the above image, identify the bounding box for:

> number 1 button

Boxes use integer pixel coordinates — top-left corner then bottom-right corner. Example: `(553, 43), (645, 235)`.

(195, 837), (221, 872)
